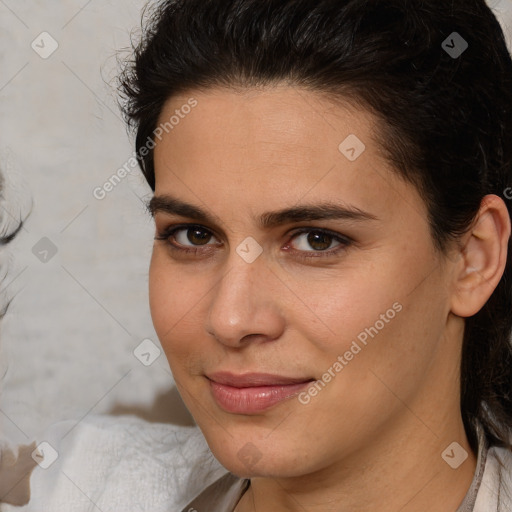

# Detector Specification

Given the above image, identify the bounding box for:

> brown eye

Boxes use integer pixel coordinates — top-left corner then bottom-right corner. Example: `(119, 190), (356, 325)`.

(291, 230), (340, 252)
(186, 227), (212, 245)
(155, 225), (220, 249)
(306, 231), (333, 251)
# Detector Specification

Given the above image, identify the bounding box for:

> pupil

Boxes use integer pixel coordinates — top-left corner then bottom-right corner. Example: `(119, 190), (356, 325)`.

(307, 232), (332, 251)
(188, 228), (210, 245)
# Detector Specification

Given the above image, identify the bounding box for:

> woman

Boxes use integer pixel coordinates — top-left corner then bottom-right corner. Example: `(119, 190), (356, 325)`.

(117, 0), (512, 510)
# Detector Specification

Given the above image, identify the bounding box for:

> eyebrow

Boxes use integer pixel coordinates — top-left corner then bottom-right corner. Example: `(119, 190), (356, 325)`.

(147, 195), (378, 229)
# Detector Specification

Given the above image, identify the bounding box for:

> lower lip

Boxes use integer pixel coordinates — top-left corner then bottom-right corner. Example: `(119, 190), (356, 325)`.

(208, 379), (314, 414)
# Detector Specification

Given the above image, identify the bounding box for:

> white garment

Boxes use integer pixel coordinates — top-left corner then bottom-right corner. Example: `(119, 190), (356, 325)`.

(2, 414), (511, 512)
(0, 415), (227, 512)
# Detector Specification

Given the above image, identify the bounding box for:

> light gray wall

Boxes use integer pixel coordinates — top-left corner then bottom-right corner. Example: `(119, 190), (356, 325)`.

(0, 0), (194, 446)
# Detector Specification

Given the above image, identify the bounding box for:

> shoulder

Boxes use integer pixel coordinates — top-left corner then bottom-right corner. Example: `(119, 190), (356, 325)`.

(475, 443), (512, 511)
(14, 414), (226, 512)
(180, 472), (249, 512)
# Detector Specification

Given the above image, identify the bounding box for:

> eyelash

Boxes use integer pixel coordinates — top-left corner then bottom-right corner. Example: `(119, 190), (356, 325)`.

(154, 224), (353, 260)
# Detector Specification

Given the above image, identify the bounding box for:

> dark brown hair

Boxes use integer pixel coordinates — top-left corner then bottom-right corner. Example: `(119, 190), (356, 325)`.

(0, 170), (26, 319)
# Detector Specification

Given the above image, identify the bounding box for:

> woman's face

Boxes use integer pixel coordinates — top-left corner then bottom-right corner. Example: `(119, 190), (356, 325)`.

(149, 85), (460, 478)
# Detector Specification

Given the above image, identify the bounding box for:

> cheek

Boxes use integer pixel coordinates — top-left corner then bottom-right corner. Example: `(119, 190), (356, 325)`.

(148, 251), (218, 382)
(293, 250), (445, 382)
(148, 252), (170, 337)
(286, 264), (399, 355)
(148, 252), (199, 349)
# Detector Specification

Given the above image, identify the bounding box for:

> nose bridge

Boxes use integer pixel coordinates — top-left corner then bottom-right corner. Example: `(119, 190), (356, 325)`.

(205, 247), (283, 345)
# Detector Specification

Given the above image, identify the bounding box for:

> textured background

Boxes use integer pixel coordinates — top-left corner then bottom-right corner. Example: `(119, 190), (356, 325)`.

(0, 0), (195, 447)
(0, 0), (511, 446)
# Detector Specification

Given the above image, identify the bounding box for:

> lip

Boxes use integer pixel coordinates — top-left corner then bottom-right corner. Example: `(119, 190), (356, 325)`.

(207, 372), (316, 414)
(207, 371), (315, 387)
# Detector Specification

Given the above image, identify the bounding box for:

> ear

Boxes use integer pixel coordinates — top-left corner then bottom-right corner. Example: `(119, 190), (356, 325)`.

(450, 194), (511, 317)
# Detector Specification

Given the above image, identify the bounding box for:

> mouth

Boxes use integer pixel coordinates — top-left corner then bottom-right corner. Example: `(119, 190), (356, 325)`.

(206, 371), (316, 414)
(206, 371), (316, 387)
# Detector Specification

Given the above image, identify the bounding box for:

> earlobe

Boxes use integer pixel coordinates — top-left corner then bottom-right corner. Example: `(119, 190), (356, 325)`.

(450, 195), (511, 318)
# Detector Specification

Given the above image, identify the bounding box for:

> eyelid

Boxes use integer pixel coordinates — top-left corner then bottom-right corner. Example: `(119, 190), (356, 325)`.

(288, 227), (352, 245)
(155, 223), (352, 258)
(155, 223), (222, 247)
(284, 227), (352, 258)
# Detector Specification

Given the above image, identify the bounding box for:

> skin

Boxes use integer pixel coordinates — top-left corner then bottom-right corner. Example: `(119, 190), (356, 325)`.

(148, 84), (510, 512)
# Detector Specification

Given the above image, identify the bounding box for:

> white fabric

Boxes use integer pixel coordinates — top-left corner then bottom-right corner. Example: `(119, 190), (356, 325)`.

(2, 414), (511, 512)
(473, 445), (512, 511)
(0, 415), (227, 512)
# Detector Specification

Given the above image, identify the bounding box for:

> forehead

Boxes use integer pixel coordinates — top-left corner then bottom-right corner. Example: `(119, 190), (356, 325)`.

(152, 85), (427, 226)
(155, 85), (371, 164)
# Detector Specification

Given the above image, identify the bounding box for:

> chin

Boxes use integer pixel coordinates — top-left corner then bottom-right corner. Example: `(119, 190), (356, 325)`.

(202, 429), (312, 479)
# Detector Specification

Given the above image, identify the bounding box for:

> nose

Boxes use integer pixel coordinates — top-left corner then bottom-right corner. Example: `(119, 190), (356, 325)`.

(205, 249), (285, 347)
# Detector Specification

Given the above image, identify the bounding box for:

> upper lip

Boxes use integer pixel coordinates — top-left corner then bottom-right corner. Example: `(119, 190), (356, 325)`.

(207, 371), (315, 388)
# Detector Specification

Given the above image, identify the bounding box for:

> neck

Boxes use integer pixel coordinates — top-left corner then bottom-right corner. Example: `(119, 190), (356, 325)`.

(235, 412), (477, 512)
(234, 320), (478, 512)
